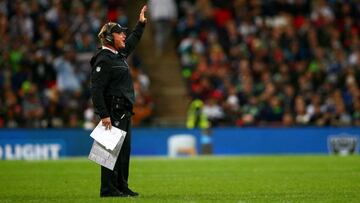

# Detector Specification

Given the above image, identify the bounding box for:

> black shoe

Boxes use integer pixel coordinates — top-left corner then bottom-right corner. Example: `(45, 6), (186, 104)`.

(100, 191), (123, 198)
(121, 187), (139, 197)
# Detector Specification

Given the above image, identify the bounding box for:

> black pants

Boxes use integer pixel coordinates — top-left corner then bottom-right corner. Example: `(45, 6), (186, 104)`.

(100, 96), (133, 196)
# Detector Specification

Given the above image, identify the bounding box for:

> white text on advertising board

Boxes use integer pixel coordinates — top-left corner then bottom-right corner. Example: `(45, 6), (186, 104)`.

(0, 144), (61, 160)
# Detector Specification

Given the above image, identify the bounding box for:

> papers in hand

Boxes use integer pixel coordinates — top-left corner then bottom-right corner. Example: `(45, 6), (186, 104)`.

(90, 121), (126, 150)
(88, 121), (127, 170)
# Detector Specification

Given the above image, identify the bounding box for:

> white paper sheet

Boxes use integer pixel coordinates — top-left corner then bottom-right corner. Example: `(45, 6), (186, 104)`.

(88, 139), (124, 170)
(90, 121), (127, 151)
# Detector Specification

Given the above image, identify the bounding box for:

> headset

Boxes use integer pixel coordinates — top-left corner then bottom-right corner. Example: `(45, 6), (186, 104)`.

(104, 22), (115, 44)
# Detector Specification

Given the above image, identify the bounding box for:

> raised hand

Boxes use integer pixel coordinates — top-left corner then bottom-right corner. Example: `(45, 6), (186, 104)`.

(139, 5), (147, 23)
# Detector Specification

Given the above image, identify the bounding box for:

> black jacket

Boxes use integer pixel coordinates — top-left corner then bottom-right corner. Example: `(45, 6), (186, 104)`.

(90, 22), (145, 118)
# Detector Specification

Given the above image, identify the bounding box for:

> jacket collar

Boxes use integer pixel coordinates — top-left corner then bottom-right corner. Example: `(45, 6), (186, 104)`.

(102, 46), (118, 54)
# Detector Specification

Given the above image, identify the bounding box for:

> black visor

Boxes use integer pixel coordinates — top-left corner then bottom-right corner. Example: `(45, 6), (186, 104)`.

(111, 24), (127, 33)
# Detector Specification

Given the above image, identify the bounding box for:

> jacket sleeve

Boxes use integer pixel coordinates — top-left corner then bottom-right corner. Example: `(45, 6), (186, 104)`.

(90, 61), (111, 118)
(122, 21), (146, 57)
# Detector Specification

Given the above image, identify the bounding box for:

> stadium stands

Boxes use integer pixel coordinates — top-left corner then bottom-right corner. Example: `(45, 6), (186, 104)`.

(0, 0), (153, 128)
(1, 0), (360, 128)
(176, 0), (360, 127)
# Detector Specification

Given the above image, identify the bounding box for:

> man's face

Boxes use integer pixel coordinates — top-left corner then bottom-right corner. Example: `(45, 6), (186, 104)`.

(113, 32), (126, 50)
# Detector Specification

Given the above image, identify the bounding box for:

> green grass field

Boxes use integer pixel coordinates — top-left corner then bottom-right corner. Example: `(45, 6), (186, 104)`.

(0, 155), (359, 202)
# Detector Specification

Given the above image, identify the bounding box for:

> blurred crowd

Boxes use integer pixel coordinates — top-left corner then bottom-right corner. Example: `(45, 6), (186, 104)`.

(0, 0), (153, 128)
(176, 0), (360, 127)
(1, 0), (360, 129)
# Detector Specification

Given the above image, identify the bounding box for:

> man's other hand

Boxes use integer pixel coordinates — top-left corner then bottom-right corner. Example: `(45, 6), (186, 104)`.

(101, 117), (112, 130)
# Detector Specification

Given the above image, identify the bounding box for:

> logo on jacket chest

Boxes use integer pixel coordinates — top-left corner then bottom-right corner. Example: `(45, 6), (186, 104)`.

(96, 66), (101, 72)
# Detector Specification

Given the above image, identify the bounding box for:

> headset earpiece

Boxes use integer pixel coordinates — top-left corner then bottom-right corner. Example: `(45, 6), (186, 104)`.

(104, 23), (114, 44)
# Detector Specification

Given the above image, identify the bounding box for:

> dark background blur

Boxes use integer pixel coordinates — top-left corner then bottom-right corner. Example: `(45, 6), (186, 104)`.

(0, 0), (359, 129)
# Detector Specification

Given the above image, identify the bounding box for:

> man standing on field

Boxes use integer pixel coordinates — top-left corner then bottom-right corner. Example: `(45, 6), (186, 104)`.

(90, 5), (147, 197)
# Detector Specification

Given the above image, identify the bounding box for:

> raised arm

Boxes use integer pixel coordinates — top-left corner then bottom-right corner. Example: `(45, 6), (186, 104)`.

(122, 5), (147, 57)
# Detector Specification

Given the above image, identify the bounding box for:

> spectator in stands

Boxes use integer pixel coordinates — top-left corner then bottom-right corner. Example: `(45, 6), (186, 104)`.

(149, 0), (178, 56)
(22, 83), (44, 128)
(53, 46), (81, 93)
(44, 91), (64, 128)
(30, 50), (56, 91)
(353, 101), (360, 126)
(131, 66), (154, 126)
(203, 97), (224, 127)
(3, 85), (22, 128)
